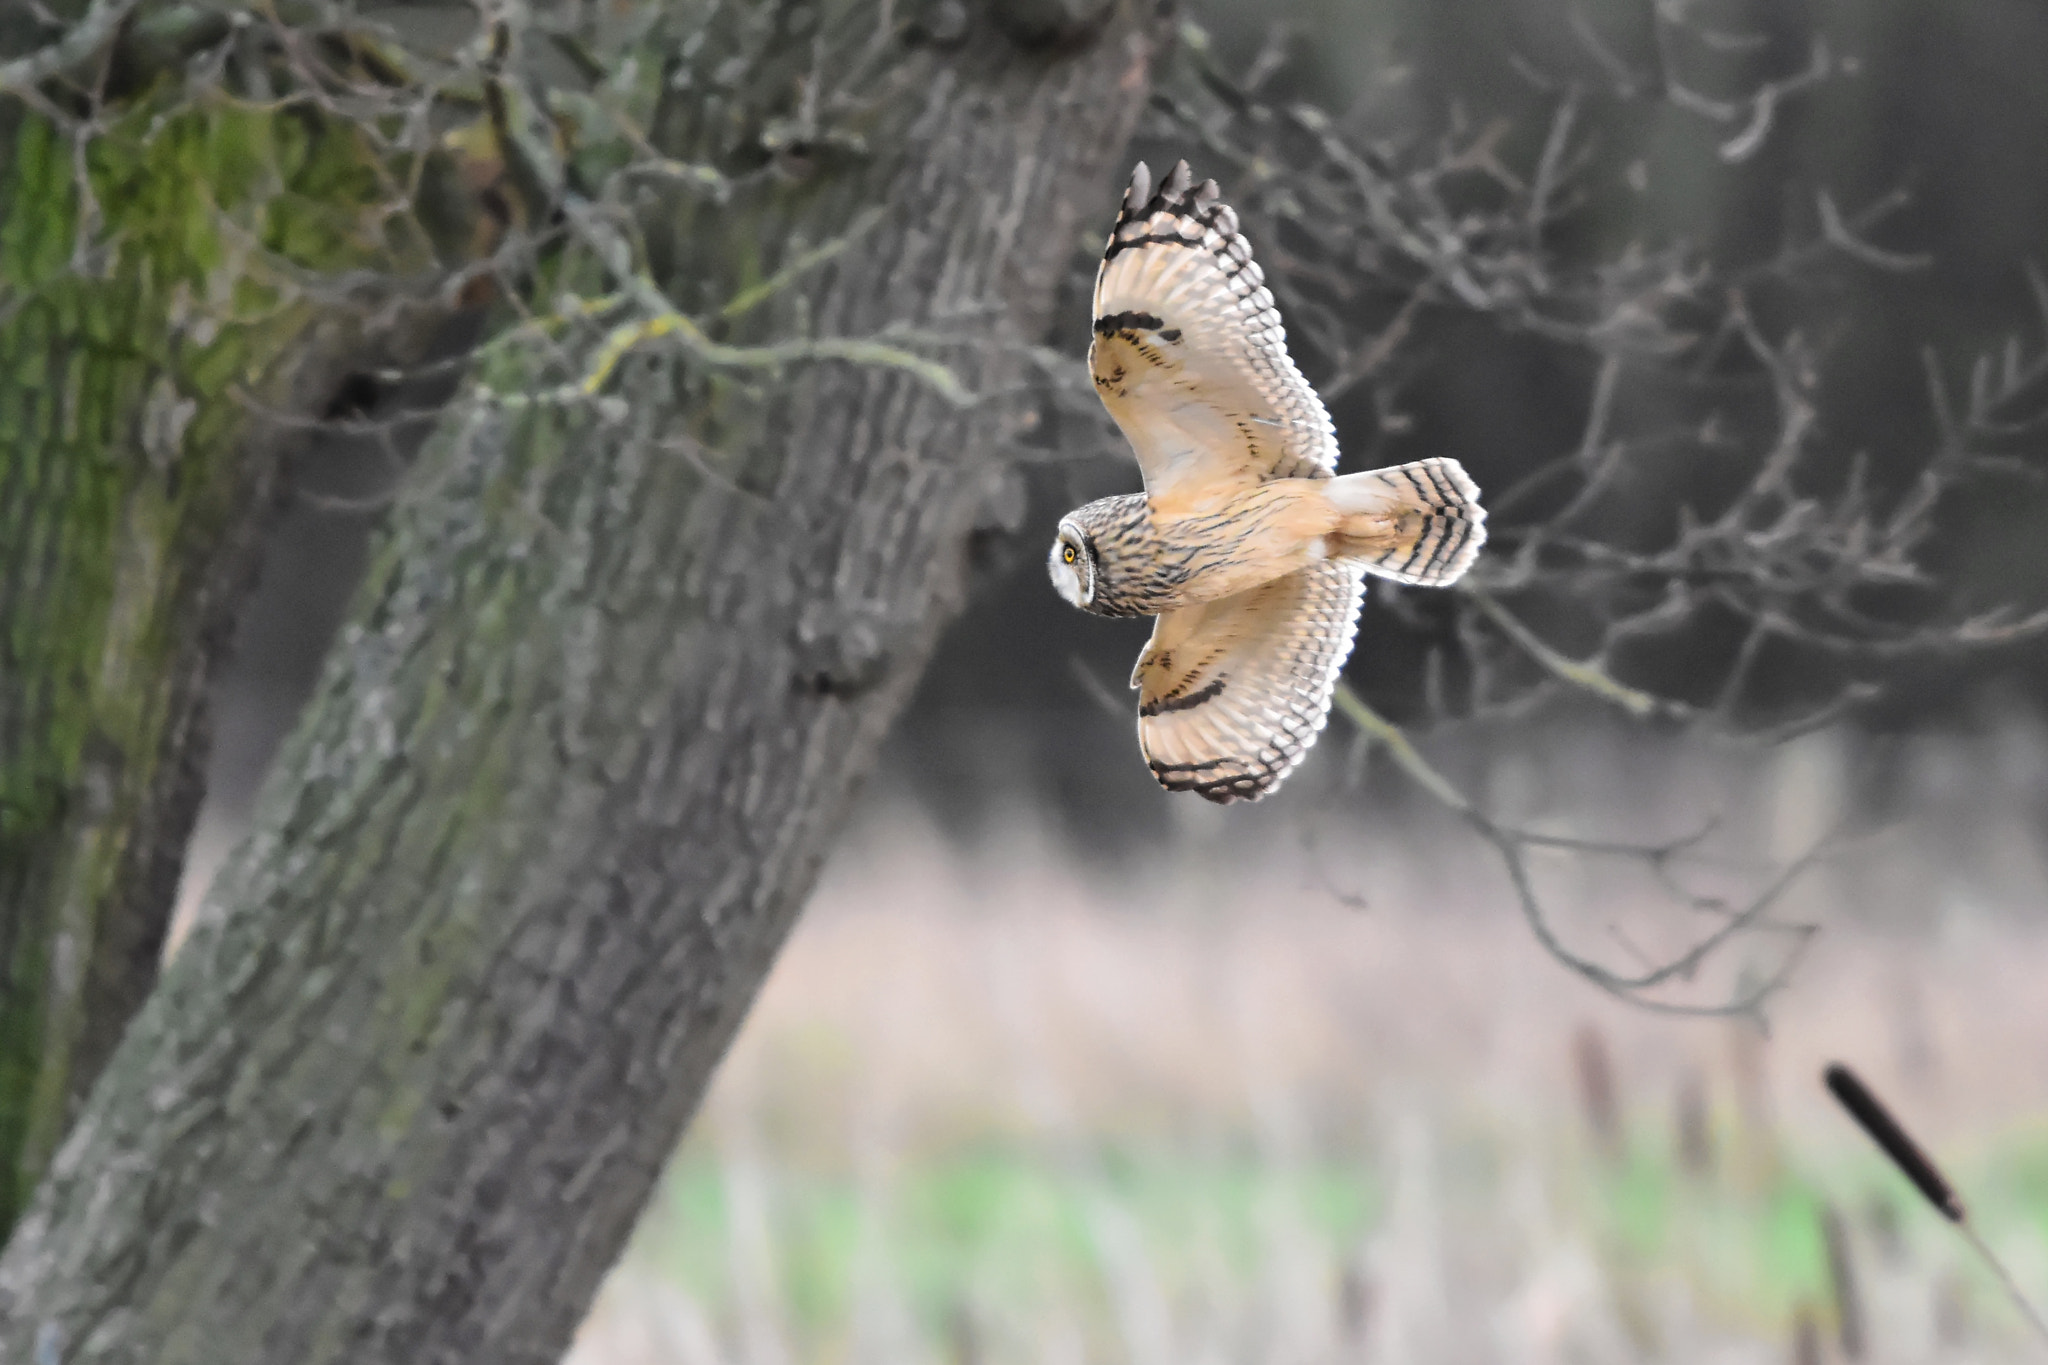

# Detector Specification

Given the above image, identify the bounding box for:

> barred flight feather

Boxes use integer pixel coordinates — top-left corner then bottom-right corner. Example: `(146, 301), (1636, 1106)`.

(1091, 159), (1339, 499)
(1050, 162), (1488, 803)
(1132, 562), (1367, 803)
(1331, 457), (1488, 588)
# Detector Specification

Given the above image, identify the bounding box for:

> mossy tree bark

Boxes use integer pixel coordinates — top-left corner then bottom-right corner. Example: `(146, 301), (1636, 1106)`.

(0, 0), (1162, 1357)
(0, 12), (459, 1233)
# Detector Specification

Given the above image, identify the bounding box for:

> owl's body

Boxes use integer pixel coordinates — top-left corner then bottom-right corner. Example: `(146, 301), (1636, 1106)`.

(1048, 160), (1488, 803)
(1059, 465), (1480, 620)
(1054, 485), (1321, 618)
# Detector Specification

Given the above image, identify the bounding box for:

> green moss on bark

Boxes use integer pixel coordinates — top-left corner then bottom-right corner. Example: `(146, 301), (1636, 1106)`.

(0, 87), (402, 1231)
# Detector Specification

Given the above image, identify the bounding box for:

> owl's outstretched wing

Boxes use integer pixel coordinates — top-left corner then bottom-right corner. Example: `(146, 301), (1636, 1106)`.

(1131, 560), (1366, 803)
(1091, 160), (1338, 509)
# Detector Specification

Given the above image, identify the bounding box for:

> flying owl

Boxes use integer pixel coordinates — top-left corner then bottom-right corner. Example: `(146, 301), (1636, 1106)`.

(1048, 160), (1487, 803)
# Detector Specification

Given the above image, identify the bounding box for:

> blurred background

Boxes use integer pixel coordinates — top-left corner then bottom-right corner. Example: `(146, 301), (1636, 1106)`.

(175, 0), (2048, 1358)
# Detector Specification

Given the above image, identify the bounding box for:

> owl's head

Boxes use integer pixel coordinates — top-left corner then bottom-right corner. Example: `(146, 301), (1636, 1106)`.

(1048, 520), (1097, 610)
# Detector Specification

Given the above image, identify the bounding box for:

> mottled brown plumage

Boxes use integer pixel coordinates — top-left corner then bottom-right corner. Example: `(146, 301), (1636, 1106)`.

(1049, 161), (1488, 802)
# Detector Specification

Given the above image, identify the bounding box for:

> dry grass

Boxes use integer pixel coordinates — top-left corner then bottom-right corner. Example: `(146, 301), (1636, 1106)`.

(566, 723), (2048, 1365)
(167, 712), (2048, 1361)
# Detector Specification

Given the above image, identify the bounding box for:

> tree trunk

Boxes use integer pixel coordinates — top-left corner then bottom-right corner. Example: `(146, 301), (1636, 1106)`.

(0, 0), (1162, 1357)
(0, 61), (452, 1234)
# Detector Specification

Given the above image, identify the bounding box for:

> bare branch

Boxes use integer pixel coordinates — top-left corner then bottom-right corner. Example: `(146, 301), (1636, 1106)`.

(0, 0), (139, 97)
(1149, 15), (2048, 1014)
(560, 202), (972, 407)
(1331, 684), (1822, 1018)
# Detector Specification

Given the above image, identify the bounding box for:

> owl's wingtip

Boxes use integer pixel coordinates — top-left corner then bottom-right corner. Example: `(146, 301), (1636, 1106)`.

(1112, 157), (1234, 244)
(1124, 160), (1152, 213)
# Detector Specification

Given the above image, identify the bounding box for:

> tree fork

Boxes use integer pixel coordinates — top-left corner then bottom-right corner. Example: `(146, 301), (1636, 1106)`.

(0, 0), (1164, 1358)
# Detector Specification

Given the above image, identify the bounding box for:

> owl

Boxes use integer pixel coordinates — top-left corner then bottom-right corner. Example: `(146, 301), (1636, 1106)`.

(1049, 160), (1487, 803)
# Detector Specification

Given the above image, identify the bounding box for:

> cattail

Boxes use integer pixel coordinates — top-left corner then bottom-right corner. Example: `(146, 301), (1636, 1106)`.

(1675, 1067), (1713, 1177)
(1934, 1272), (1972, 1349)
(946, 1297), (981, 1365)
(1729, 1011), (1782, 1190)
(1790, 1302), (1823, 1365)
(1820, 1201), (1865, 1361)
(1824, 1064), (1960, 1220)
(1863, 1193), (1904, 1264)
(1337, 1262), (1374, 1344)
(1823, 1061), (2048, 1345)
(1572, 1024), (1622, 1161)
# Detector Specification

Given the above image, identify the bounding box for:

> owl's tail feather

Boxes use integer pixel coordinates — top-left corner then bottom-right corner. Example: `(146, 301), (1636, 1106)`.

(1325, 458), (1487, 587)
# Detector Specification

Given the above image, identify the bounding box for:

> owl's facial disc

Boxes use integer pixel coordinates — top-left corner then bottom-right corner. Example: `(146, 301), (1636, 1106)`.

(1048, 525), (1093, 609)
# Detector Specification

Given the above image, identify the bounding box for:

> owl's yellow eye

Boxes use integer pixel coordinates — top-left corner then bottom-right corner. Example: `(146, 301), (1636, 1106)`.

(1062, 544), (1078, 564)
